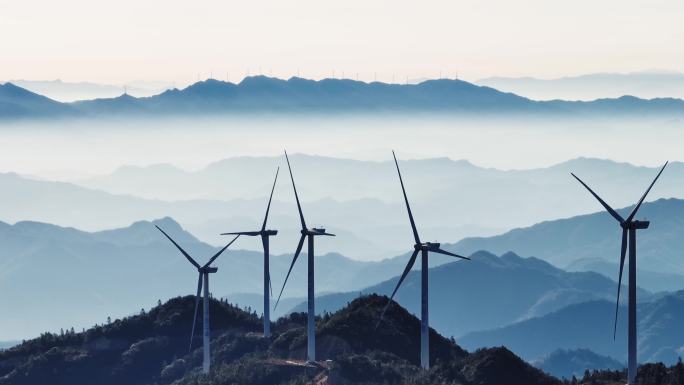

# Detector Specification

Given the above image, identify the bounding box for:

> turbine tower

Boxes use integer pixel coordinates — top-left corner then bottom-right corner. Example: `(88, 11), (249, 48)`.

(156, 225), (239, 374)
(571, 162), (668, 385)
(378, 151), (469, 370)
(221, 167), (279, 337)
(275, 150), (335, 364)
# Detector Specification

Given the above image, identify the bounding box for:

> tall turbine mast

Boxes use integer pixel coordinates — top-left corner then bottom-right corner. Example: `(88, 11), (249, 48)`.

(377, 151), (469, 370)
(572, 161), (667, 385)
(275, 150), (334, 364)
(221, 167), (280, 337)
(156, 225), (239, 373)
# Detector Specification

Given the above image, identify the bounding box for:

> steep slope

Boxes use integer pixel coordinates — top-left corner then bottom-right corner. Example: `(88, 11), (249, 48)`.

(0, 83), (75, 118)
(459, 291), (684, 365)
(288, 251), (646, 338)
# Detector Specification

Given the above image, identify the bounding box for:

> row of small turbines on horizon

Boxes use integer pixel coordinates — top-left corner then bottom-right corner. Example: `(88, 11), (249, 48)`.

(156, 150), (668, 385)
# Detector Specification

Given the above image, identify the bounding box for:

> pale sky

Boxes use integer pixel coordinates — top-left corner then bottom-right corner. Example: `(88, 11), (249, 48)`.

(0, 0), (682, 84)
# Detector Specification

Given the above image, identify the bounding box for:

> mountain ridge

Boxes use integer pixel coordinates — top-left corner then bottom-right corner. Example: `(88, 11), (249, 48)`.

(4, 76), (684, 119)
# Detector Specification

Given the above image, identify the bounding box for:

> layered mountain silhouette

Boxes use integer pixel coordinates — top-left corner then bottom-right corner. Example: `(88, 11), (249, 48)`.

(477, 71), (684, 101)
(0, 295), (565, 385)
(453, 198), (684, 278)
(0, 83), (77, 118)
(0, 217), (412, 340)
(3, 76), (684, 119)
(5, 156), (684, 263)
(459, 291), (684, 366)
(287, 250), (648, 338)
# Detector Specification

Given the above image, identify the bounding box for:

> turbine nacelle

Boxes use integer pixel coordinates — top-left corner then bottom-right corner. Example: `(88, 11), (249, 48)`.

(416, 242), (440, 251)
(625, 220), (649, 230)
(199, 266), (218, 274)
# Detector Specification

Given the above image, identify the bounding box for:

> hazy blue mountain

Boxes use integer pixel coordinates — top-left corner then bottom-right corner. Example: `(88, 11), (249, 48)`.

(0, 171), (425, 259)
(0, 217), (407, 340)
(477, 71), (684, 101)
(567, 258), (684, 293)
(5, 79), (171, 102)
(287, 250), (648, 338)
(0, 83), (75, 118)
(4, 77), (684, 119)
(459, 291), (684, 365)
(75, 155), (684, 243)
(453, 198), (684, 277)
(531, 348), (624, 379)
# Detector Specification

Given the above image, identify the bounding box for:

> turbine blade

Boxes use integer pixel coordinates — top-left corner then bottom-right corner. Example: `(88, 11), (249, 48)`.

(613, 228), (628, 340)
(376, 248), (419, 328)
(393, 151), (421, 244)
(189, 273), (202, 352)
(432, 248), (470, 260)
(570, 173), (624, 224)
(221, 231), (261, 236)
(262, 167), (280, 231)
(285, 150), (307, 230)
(204, 235), (240, 268)
(156, 225), (201, 269)
(274, 234), (306, 309)
(625, 162), (668, 223)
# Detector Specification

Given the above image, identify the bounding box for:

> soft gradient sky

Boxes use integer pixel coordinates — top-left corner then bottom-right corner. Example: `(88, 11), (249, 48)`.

(1, 0), (682, 84)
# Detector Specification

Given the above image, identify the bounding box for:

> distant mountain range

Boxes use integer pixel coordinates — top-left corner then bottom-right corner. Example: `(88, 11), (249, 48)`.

(3, 76), (684, 119)
(477, 71), (684, 101)
(453, 198), (684, 278)
(0, 217), (409, 340)
(71, 155), (684, 251)
(3, 157), (684, 284)
(288, 250), (648, 338)
(1, 79), (173, 103)
(459, 290), (684, 366)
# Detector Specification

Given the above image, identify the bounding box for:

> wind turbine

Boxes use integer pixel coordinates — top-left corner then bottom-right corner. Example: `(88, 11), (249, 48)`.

(221, 167), (279, 337)
(156, 225), (239, 374)
(378, 151), (470, 370)
(571, 162), (668, 385)
(275, 150), (335, 364)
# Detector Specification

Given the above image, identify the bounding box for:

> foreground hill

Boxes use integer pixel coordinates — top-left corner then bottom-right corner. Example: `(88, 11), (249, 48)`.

(459, 291), (684, 366)
(0, 295), (560, 385)
(288, 251), (648, 338)
(4, 77), (684, 119)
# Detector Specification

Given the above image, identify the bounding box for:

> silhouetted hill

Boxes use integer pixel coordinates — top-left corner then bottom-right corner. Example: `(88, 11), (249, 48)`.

(0, 295), (563, 385)
(459, 291), (684, 366)
(4, 77), (684, 119)
(287, 251), (648, 338)
(531, 349), (624, 379)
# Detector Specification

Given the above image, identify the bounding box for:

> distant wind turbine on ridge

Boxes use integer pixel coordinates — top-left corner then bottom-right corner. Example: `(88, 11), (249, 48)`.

(221, 167), (279, 338)
(377, 151), (470, 370)
(156, 225), (239, 374)
(275, 150), (335, 364)
(571, 161), (668, 385)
